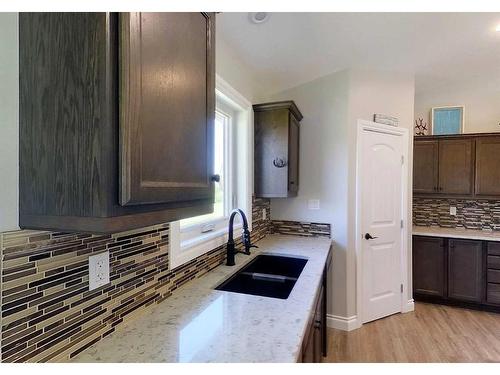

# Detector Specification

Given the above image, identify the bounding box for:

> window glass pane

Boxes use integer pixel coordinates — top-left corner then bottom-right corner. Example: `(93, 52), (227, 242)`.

(180, 111), (227, 227)
(213, 113), (224, 218)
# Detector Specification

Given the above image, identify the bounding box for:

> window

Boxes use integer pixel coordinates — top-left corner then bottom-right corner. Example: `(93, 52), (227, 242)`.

(180, 106), (234, 228)
(169, 76), (253, 270)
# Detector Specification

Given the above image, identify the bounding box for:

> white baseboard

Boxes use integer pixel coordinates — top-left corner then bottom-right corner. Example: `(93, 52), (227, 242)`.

(326, 314), (359, 331)
(402, 298), (415, 313)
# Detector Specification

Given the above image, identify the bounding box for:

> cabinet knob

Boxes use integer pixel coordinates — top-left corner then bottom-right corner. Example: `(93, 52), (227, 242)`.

(211, 174), (220, 182)
(314, 320), (321, 329)
(273, 158), (287, 168)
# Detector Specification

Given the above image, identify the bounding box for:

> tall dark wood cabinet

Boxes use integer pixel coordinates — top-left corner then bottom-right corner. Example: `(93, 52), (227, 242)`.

(19, 12), (216, 233)
(254, 101), (303, 198)
(413, 236), (446, 297)
(447, 239), (483, 303)
(413, 140), (439, 194)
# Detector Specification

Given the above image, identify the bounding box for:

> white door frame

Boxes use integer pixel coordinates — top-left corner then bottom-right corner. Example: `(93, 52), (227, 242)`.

(355, 119), (410, 327)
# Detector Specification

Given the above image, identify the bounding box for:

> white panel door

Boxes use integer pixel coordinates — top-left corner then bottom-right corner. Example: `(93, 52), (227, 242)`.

(360, 126), (403, 323)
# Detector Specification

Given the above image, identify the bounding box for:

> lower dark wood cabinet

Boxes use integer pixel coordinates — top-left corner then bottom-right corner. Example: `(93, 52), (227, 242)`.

(447, 239), (483, 303)
(300, 248), (330, 363)
(413, 236), (446, 297)
(412, 235), (500, 312)
(301, 285), (324, 363)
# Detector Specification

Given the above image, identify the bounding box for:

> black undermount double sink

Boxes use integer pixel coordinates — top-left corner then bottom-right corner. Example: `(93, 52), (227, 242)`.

(215, 254), (308, 299)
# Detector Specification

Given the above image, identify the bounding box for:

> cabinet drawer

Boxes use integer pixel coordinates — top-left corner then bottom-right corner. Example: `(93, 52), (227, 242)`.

(488, 269), (500, 284)
(487, 283), (500, 305)
(488, 242), (500, 256)
(487, 255), (500, 270)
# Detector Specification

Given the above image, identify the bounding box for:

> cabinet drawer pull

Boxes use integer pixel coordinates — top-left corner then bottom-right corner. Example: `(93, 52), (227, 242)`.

(273, 158), (287, 168)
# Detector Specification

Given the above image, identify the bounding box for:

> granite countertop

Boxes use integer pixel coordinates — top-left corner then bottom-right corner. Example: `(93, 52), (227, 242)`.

(413, 225), (500, 242)
(70, 234), (332, 363)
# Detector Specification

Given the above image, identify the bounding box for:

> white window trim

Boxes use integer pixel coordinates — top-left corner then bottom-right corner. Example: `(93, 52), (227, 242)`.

(169, 75), (253, 270)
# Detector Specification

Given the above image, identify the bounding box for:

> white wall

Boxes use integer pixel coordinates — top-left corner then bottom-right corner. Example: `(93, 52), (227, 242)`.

(216, 36), (269, 104)
(0, 13), (19, 232)
(267, 68), (415, 322)
(346, 69), (415, 318)
(415, 80), (500, 134)
(266, 70), (351, 317)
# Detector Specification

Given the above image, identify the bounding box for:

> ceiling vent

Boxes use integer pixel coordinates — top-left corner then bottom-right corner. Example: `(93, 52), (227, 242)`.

(249, 12), (270, 24)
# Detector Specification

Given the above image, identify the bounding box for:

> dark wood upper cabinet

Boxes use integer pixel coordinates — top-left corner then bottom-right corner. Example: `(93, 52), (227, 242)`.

(475, 137), (500, 197)
(411, 134), (500, 198)
(447, 239), (483, 303)
(413, 236), (446, 297)
(413, 140), (439, 194)
(438, 138), (473, 195)
(19, 12), (215, 233)
(254, 101), (303, 198)
(119, 13), (215, 206)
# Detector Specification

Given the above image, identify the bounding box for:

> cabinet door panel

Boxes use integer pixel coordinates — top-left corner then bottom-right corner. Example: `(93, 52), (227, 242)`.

(412, 236), (446, 297)
(438, 139), (473, 195)
(288, 114), (300, 194)
(313, 286), (324, 362)
(120, 12), (215, 206)
(488, 255), (500, 270)
(413, 140), (439, 194)
(475, 137), (500, 196)
(254, 109), (289, 197)
(488, 242), (500, 256)
(448, 239), (483, 302)
(487, 283), (500, 305)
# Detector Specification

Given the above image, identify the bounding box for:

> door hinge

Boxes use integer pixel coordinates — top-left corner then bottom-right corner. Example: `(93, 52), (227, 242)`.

(401, 155), (404, 165)
(400, 219), (404, 229)
(401, 284), (403, 293)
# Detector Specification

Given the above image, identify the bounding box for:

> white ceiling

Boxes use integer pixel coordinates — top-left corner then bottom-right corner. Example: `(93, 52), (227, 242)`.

(217, 13), (500, 96)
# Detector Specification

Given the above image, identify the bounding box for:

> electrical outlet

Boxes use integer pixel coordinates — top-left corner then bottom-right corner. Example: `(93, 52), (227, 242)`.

(262, 208), (267, 220)
(450, 206), (457, 216)
(308, 199), (320, 210)
(89, 251), (110, 291)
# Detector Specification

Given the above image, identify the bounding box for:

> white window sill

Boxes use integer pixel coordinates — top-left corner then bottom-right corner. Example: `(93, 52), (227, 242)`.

(180, 223), (242, 251)
(170, 221), (243, 270)
(180, 216), (228, 233)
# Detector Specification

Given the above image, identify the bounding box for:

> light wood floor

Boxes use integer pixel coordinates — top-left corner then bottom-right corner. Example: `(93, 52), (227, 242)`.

(324, 302), (500, 362)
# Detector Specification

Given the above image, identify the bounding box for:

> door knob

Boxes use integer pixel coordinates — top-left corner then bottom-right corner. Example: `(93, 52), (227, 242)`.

(364, 233), (378, 240)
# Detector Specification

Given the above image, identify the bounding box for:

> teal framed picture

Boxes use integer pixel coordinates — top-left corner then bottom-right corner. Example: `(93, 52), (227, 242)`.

(431, 106), (464, 135)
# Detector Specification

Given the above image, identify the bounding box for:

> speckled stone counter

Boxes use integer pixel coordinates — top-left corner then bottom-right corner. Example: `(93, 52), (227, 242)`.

(70, 235), (332, 363)
(413, 225), (500, 242)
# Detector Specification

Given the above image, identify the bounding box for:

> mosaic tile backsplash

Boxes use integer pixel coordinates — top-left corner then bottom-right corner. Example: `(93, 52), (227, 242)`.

(413, 197), (500, 231)
(271, 220), (331, 238)
(0, 197), (272, 362)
